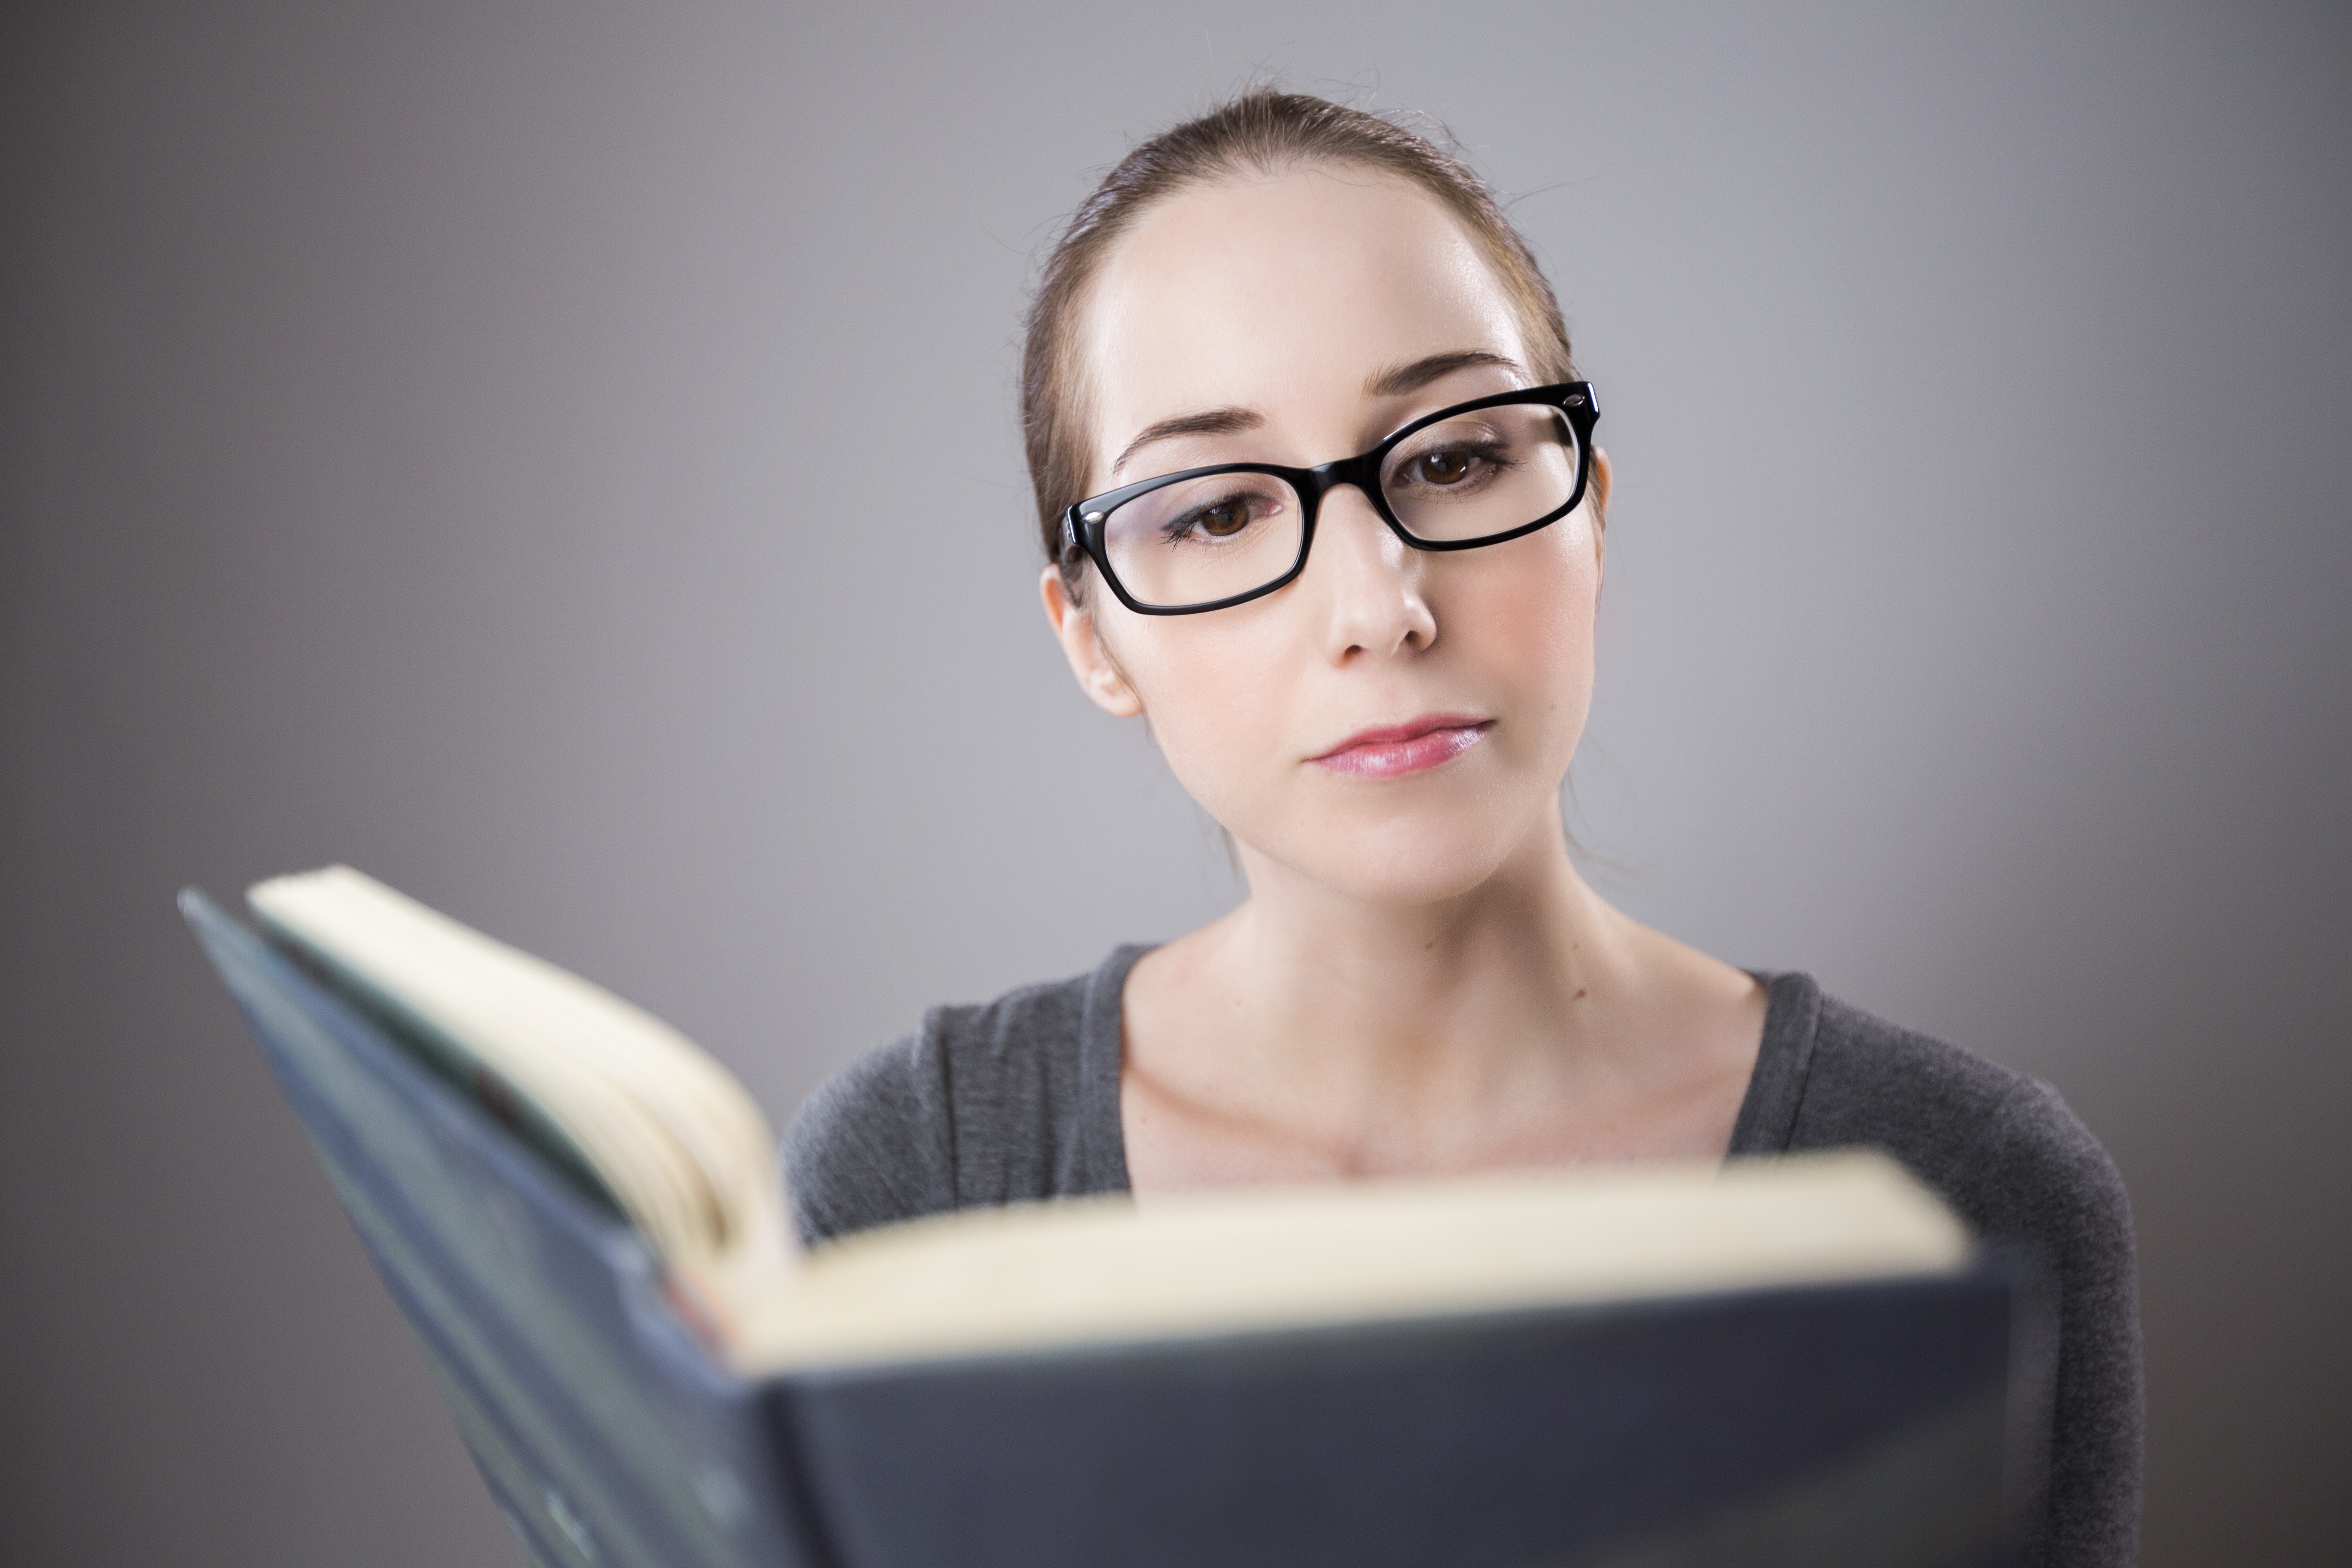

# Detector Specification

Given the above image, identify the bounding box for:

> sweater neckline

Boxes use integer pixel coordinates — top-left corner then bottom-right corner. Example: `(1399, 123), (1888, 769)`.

(1079, 947), (1820, 1193)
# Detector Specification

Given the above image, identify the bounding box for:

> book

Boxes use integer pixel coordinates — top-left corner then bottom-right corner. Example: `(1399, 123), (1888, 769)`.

(184, 867), (2031, 1568)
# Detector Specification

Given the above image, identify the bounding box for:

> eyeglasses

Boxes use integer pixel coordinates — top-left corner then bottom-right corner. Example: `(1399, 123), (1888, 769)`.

(1062, 382), (1598, 615)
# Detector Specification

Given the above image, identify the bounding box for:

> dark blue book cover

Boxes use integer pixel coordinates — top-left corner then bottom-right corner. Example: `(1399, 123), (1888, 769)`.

(183, 888), (2027, 1568)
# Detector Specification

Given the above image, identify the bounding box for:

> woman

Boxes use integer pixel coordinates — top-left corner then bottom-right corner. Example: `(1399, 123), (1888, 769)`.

(784, 91), (2140, 1564)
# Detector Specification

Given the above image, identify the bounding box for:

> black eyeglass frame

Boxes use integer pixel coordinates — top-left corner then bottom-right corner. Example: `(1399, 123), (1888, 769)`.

(1061, 381), (1599, 616)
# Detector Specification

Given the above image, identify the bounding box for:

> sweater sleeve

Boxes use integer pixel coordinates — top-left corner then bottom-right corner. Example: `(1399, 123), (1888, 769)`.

(1969, 1078), (2144, 1568)
(1784, 991), (2144, 1567)
(780, 1016), (961, 1244)
(780, 956), (1128, 1243)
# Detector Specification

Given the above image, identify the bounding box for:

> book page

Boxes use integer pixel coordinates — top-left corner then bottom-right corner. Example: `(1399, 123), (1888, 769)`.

(737, 1152), (1969, 1372)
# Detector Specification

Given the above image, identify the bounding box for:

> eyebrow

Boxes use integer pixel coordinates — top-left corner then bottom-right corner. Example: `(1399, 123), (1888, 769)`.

(1363, 349), (1523, 398)
(1111, 407), (1264, 477)
(1107, 350), (1525, 479)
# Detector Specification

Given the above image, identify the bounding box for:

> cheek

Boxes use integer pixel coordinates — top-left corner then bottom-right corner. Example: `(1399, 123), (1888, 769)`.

(1448, 520), (1601, 759)
(1102, 611), (1301, 821)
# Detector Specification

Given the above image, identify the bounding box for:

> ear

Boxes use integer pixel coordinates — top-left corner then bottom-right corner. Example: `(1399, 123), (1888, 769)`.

(1588, 446), (1613, 577)
(1040, 566), (1144, 718)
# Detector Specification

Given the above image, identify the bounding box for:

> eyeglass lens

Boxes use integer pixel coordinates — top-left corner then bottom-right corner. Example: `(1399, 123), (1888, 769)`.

(1100, 401), (1581, 610)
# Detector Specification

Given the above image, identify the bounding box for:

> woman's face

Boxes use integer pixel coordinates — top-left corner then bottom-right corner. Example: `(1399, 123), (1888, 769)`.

(1048, 164), (1606, 907)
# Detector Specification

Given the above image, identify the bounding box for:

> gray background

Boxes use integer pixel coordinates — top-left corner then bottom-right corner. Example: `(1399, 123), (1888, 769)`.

(4, 1), (2346, 1561)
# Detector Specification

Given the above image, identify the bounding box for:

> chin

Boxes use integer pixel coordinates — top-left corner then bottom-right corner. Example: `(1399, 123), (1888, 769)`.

(1250, 795), (1539, 909)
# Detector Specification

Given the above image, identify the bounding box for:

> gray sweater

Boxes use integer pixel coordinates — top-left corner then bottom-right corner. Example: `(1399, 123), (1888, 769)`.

(784, 949), (2142, 1567)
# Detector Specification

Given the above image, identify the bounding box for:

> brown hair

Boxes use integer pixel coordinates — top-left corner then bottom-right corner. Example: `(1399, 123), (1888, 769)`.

(1021, 89), (1580, 592)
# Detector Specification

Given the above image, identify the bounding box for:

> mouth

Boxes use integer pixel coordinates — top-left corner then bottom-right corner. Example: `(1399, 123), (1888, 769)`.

(1307, 713), (1493, 779)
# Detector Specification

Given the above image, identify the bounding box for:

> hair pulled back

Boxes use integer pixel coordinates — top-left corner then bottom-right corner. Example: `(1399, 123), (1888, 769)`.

(1021, 90), (1579, 590)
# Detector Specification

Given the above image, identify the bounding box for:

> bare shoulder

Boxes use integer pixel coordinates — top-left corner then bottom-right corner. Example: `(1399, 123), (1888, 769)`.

(1608, 908), (1769, 1084)
(1118, 915), (1231, 1056)
(1118, 916), (1340, 1189)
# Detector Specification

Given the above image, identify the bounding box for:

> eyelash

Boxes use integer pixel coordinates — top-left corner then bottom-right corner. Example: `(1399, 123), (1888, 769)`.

(1161, 493), (1266, 541)
(1398, 440), (1516, 483)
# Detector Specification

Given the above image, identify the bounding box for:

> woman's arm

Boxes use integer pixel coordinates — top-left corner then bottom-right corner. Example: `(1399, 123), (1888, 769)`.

(782, 1025), (960, 1243)
(1780, 990), (2144, 1567)
(1971, 1078), (2144, 1568)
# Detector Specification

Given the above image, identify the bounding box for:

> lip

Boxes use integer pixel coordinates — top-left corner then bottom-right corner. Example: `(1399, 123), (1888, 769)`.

(1307, 713), (1493, 779)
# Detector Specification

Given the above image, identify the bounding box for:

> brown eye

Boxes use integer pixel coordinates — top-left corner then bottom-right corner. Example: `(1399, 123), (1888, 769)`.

(1199, 500), (1250, 536)
(1414, 450), (1474, 486)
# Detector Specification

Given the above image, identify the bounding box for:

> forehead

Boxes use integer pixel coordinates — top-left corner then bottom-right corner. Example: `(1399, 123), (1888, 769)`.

(1078, 166), (1528, 459)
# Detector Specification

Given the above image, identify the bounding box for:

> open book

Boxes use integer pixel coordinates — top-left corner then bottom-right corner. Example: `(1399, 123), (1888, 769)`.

(192, 867), (2027, 1568)
(247, 865), (1968, 1369)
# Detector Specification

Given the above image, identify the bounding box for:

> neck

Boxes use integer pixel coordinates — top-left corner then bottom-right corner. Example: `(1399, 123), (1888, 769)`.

(1122, 801), (1768, 1182)
(1203, 807), (1634, 1102)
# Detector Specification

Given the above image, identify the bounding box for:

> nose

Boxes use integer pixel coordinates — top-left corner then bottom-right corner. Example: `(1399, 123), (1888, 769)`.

(1310, 484), (1437, 662)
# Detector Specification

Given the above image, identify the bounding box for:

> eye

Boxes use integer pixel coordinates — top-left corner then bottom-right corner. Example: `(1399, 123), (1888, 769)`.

(1410, 448), (1479, 486)
(1196, 498), (1252, 536)
(1387, 428), (1517, 499)
(1164, 488), (1276, 541)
